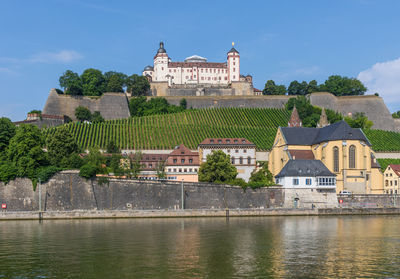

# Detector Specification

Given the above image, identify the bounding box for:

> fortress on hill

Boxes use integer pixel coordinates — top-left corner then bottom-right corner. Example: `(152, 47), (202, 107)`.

(40, 41), (400, 132)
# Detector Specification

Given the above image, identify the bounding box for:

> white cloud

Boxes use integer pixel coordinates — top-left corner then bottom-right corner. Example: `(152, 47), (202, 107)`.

(0, 67), (17, 75)
(29, 50), (83, 63)
(358, 58), (400, 103)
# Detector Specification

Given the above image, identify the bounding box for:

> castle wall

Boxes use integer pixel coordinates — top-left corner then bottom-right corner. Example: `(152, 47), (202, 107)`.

(42, 89), (131, 120)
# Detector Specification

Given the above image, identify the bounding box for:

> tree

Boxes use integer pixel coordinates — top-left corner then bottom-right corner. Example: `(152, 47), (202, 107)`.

(46, 126), (79, 166)
(0, 117), (16, 153)
(104, 71), (127, 93)
(59, 70), (83, 95)
(129, 152), (143, 178)
(106, 140), (119, 154)
(199, 150), (237, 183)
(307, 80), (320, 93)
(262, 80), (287, 95)
(7, 124), (47, 179)
(91, 111), (104, 123)
(126, 74), (150, 96)
(156, 160), (166, 179)
(79, 164), (97, 179)
(288, 80), (309, 95)
(110, 154), (124, 176)
(75, 106), (92, 121)
(81, 68), (106, 96)
(85, 147), (106, 172)
(129, 96), (147, 117)
(321, 75), (367, 96)
(344, 112), (373, 129)
(179, 98), (187, 110)
(392, 111), (400, 119)
(249, 162), (274, 185)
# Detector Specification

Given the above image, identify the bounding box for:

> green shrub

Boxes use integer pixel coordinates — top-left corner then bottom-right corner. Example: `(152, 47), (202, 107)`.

(0, 163), (18, 184)
(79, 164), (97, 179)
(37, 166), (62, 183)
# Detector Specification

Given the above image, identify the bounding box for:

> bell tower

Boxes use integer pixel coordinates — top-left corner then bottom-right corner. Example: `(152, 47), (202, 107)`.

(227, 42), (240, 82)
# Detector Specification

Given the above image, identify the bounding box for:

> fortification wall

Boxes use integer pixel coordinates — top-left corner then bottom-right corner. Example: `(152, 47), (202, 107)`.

(42, 89), (130, 120)
(0, 171), (284, 211)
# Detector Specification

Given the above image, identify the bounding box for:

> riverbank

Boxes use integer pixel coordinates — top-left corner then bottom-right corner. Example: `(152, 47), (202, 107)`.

(2, 207), (400, 220)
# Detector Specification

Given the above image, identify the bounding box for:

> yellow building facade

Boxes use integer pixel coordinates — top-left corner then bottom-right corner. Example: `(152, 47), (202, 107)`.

(269, 121), (383, 194)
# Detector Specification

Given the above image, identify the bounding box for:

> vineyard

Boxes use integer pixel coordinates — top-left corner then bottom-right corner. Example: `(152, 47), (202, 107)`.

(363, 129), (400, 152)
(45, 108), (291, 151)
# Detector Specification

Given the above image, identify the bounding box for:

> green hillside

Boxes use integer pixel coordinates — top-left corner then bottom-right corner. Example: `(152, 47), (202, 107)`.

(46, 108), (291, 151)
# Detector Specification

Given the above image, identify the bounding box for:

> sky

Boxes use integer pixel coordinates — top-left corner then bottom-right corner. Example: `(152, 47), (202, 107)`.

(1, 0), (400, 121)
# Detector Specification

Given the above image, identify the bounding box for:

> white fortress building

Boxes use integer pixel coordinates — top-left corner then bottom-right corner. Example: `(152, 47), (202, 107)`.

(143, 42), (242, 86)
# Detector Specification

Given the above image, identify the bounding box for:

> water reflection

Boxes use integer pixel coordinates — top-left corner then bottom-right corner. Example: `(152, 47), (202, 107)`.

(1, 216), (400, 278)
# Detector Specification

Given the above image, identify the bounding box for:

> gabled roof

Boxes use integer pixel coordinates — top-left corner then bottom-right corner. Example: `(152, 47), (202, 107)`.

(275, 160), (335, 178)
(169, 144), (197, 156)
(288, 150), (315, 160)
(388, 164), (400, 176)
(280, 121), (371, 146)
(288, 106), (302, 127)
(228, 47), (239, 54)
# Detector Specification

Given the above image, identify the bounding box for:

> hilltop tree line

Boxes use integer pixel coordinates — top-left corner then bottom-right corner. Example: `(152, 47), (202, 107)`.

(59, 69), (150, 96)
(263, 75), (367, 96)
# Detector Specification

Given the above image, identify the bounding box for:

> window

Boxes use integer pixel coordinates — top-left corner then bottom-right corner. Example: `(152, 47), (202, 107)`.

(189, 168), (192, 172)
(226, 140), (230, 143)
(306, 178), (312, 185)
(333, 146), (339, 172)
(189, 158), (193, 163)
(181, 159), (185, 163)
(235, 150), (239, 153)
(231, 157), (235, 164)
(149, 164), (152, 168)
(179, 168), (182, 172)
(390, 173), (393, 177)
(173, 159), (177, 163)
(396, 180), (398, 186)
(234, 139), (238, 143)
(227, 149), (231, 153)
(386, 180), (389, 186)
(349, 145), (356, 169)
(386, 173), (389, 177)
(239, 157), (243, 164)
(218, 139), (222, 143)
(173, 168), (176, 172)
(293, 178), (299, 185)
(247, 157), (251, 164)
(168, 168), (171, 172)
(366, 174), (370, 181)
(184, 168), (187, 172)
(210, 139), (214, 143)
(244, 149), (247, 153)
(391, 181), (393, 186)
(318, 177), (336, 186)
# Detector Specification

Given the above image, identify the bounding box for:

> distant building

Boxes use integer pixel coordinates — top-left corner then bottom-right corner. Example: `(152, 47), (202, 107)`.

(143, 42), (241, 86)
(383, 164), (400, 194)
(198, 138), (256, 182)
(14, 112), (68, 129)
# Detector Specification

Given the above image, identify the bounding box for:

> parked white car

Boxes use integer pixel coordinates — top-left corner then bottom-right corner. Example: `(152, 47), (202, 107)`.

(339, 190), (352, 195)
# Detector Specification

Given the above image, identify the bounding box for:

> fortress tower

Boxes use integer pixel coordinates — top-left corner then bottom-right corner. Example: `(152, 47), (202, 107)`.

(227, 42), (240, 82)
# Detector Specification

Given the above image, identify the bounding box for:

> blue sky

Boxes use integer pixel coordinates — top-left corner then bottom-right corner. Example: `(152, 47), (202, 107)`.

(1, 0), (400, 121)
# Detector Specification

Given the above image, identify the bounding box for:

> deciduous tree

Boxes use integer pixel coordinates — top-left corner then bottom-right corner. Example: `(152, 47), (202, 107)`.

(262, 80), (287, 95)
(46, 126), (79, 166)
(199, 150), (237, 183)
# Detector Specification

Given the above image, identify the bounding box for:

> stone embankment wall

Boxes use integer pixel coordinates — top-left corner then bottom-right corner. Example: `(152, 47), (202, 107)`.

(338, 194), (400, 208)
(42, 89), (399, 131)
(0, 171), (284, 211)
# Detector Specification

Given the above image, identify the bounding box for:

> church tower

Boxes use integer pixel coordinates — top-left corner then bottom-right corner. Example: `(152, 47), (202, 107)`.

(227, 42), (240, 82)
(288, 106), (302, 127)
(317, 108), (330, 128)
(153, 42), (169, 82)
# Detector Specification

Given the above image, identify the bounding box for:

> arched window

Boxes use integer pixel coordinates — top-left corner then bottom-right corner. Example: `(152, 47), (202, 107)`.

(239, 157), (243, 164)
(247, 157), (251, 165)
(349, 145), (356, 169)
(333, 147), (339, 172)
(231, 157), (235, 164)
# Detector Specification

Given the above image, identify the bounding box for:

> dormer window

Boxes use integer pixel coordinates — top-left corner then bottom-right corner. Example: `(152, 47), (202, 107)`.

(210, 139), (214, 143)
(242, 139), (246, 143)
(226, 140), (230, 143)
(234, 140), (238, 143)
(218, 139), (222, 143)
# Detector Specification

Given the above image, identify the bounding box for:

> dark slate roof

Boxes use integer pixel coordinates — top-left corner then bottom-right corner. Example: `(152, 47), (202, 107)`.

(143, 65), (153, 71)
(281, 121), (371, 146)
(228, 47), (239, 54)
(275, 160), (336, 178)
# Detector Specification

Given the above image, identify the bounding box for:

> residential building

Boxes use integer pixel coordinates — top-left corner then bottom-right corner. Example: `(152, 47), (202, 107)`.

(165, 144), (200, 182)
(383, 164), (400, 194)
(198, 138), (256, 182)
(275, 159), (338, 208)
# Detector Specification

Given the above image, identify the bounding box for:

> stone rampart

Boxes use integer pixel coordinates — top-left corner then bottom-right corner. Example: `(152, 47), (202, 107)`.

(337, 194), (400, 207)
(0, 171), (284, 211)
(42, 89), (130, 120)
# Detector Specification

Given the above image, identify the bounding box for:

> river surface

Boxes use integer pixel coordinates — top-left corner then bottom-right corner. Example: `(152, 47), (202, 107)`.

(1, 216), (400, 278)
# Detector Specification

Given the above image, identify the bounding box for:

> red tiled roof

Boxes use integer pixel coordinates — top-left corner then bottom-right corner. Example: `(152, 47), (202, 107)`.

(253, 88), (262, 92)
(169, 144), (196, 156)
(168, 62), (227, 68)
(138, 154), (169, 162)
(388, 164), (400, 176)
(199, 138), (255, 146)
(288, 150), (314, 160)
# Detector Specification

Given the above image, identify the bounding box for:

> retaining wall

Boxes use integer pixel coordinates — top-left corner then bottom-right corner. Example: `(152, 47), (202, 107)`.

(337, 194), (400, 207)
(0, 171), (284, 212)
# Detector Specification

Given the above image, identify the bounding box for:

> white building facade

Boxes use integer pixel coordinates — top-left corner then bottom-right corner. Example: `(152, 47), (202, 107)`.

(143, 42), (240, 85)
(198, 138), (256, 182)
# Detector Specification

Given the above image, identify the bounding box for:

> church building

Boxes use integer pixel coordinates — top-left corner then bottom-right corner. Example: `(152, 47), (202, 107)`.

(269, 110), (383, 194)
(143, 42), (241, 86)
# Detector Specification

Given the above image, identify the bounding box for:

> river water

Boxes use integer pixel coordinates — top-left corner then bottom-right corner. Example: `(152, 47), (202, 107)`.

(1, 216), (400, 278)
